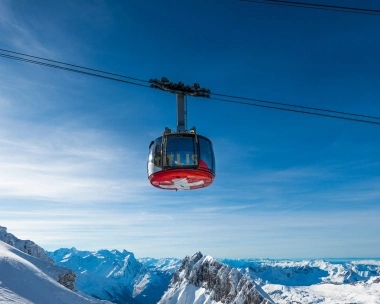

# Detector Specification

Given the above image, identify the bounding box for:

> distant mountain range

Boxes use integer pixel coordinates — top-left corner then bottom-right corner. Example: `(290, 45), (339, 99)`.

(48, 247), (180, 304)
(221, 258), (380, 285)
(1, 226), (380, 304)
(47, 247), (380, 304)
(221, 258), (380, 303)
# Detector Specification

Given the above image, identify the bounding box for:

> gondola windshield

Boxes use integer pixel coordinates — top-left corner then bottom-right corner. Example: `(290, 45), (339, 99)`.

(164, 134), (197, 167)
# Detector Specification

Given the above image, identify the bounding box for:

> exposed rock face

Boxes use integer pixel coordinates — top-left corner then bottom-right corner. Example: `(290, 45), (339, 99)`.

(0, 226), (76, 291)
(160, 252), (273, 304)
(58, 270), (77, 290)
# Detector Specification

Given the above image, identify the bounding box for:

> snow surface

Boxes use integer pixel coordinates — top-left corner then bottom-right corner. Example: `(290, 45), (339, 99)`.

(159, 283), (219, 304)
(262, 280), (380, 304)
(0, 241), (111, 304)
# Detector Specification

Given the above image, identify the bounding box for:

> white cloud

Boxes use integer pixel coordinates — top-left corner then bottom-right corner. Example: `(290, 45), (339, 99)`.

(0, 117), (148, 203)
(4, 205), (379, 259)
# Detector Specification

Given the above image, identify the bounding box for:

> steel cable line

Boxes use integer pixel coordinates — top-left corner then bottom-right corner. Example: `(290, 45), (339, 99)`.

(261, 0), (380, 13)
(210, 92), (380, 121)
(3, 47), (379, 121)
(0, 48), (149, 83)
(239, 0), (380, 16)
(209, 96), (380, 126)
(1, 50), (380, 126)
(0, 53), (151, 88)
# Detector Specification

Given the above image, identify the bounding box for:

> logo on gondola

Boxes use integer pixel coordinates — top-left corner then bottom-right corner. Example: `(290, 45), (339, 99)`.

(159, 178), (204, 190)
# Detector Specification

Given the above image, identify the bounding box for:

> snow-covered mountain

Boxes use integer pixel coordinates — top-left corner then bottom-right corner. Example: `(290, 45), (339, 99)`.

(0, 226), (76, 290)
(2, 225), (380, 304)
(0, 226), (53, 264)
(48, 247), (380, 304)
(158, 252), (273, 304)
(48, 248), (181, 304)
(0, 241), (111, 304)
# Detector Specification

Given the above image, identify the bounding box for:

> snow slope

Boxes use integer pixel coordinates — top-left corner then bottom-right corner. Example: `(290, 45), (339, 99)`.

(0, 226), (76, 290)
(0, 241), (111, 304)
(262, 279), (380, 304)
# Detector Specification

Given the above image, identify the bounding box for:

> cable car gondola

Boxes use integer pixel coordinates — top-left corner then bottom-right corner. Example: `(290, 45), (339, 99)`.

(147, 81), (215, 190)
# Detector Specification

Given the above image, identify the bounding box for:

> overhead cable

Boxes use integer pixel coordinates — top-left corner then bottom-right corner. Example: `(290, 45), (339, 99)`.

(239, 0), (380, 16)
(0, 53), (150, 88)
(210, 92), (380, 121)
(1, 49), (379, 126)
(209, 96), (380, 126)
(0, 48), (149, 83)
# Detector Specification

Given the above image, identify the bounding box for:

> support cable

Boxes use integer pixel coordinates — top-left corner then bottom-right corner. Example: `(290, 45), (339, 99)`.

(0, 53), (150, 88)
(239, 0), (380, 16)
(1, 49), (380, 126)
(208, 96), (380, 126)
(210, 92), (380, 121)
(0, 48), (149, 83)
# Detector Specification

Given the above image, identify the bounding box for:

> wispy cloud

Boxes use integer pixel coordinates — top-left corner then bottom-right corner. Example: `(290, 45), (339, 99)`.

(3, 204), (379, 259)
(0, 1), (52, 56)
(0, 117), (148, 203)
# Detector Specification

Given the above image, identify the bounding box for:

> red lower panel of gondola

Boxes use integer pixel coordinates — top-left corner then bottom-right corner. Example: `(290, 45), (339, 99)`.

(149, 169), (215, 190)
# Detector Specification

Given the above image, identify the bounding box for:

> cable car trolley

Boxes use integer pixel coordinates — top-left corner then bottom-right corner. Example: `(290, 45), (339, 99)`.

(148, 78), (215, 190)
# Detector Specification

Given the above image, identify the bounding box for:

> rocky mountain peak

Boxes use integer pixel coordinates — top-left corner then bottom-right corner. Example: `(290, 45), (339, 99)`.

(160, 252), (273, 304)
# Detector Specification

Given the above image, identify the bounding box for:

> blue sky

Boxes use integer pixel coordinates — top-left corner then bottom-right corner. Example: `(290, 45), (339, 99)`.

(1, 0), (380, 259)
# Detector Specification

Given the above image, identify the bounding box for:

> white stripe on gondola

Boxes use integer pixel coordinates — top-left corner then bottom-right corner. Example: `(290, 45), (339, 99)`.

(159, 178), (204, 190)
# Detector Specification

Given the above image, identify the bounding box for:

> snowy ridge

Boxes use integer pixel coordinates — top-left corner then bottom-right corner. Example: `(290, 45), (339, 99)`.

(0, 226), (52, 263)
(159, 252), (273, 304)
(0, 226), (76, 290)
(0, 241), (111, 304)
(49, 248), (178, 304)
